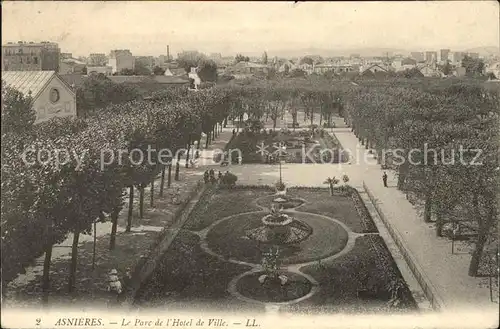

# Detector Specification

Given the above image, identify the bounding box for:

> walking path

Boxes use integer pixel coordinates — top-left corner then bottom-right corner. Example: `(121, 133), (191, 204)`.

(218, 119), (496, 316)
(333, 129), (497, 314)
(3, 130), (234, 309)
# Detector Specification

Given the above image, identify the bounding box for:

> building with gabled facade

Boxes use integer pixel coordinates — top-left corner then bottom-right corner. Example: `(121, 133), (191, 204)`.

(360, 64), (390, 78)
(2, 71), (77, 123)
(391, 58), (417, 72)
(417, 63), (444, 78)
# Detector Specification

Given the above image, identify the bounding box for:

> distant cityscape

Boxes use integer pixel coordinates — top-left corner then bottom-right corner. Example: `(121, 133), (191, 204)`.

(2, 40), (500, 81)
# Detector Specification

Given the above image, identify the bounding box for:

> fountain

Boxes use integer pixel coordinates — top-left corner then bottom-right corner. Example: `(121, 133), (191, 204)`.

(245, 201), (313, 290)
(246, 204), (312, 245)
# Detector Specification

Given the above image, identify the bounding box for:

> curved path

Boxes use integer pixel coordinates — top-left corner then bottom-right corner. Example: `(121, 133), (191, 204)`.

(187, 193), (374, 310)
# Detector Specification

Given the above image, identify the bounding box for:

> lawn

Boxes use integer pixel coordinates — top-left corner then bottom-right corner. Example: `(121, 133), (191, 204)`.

(290, 235), (418, 314)
(286, 187), (379, 233)
(134, 230), (262, 312)
(134, 186), (416, 313)
(206, 211), (349, 265)
(225, 129), (348, 164)
(183, 186), (273, 231)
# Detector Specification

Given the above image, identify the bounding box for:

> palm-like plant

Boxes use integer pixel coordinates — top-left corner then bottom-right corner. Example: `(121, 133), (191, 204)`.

(324, 176), (339, 195)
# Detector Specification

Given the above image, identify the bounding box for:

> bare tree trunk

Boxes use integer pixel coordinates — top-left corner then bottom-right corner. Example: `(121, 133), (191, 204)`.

(469, 196), (495, 276)
(436, 207), (444, 237)
(68, 228), (80, 293)
(175, 152), (181, 181)
(185, 137), (191, 168)
(109, 208), (119, 250)
(397, 158), (409, 190)
(167, 164), (172, 187)
(126, 185), (134, 232)
(159, 165), (166, 197)
(150, 179), (154, 207)
(139, 186), (145, 218)
(42, 219), (54, 304)
(424, 192), (432, 222)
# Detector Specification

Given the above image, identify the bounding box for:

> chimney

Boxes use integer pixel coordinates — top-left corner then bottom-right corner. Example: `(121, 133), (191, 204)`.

(167, 45), (170, 61)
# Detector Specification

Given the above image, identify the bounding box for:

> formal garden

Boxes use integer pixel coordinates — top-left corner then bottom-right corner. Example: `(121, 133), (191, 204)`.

(135, 185), (417, 313)
(224, 124), (349, 164)
(2, 72), (497, 310)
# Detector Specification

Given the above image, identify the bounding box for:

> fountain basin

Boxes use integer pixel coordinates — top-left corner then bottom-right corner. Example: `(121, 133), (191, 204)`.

(262, 214), (293, 226)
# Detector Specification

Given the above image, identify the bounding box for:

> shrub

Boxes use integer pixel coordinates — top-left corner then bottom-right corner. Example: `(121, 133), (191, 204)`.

(275, 180), (286, 191)
(221, 172), (238, 187)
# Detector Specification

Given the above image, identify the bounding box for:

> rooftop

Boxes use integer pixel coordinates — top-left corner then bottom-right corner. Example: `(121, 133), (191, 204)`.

(108, 75), (189, 85)
(2, 71), (55, 98)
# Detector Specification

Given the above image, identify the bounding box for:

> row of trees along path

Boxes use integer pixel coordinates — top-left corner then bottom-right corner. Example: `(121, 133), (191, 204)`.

(1, 84), (234, 304)
(334, 80), (499, 311)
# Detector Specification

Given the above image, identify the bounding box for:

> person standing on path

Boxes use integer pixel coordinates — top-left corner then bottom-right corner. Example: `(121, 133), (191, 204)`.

(382, 171), (388, 187)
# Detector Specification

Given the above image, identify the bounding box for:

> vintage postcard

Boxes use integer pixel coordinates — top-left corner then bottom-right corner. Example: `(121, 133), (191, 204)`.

(1, 1), (499, 328)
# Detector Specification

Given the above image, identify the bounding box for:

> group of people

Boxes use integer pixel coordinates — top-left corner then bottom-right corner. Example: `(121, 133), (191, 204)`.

(204, 169), (229, 184)
(107, 268), (131, 306)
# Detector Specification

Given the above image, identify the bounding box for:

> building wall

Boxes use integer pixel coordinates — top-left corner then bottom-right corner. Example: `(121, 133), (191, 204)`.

(89, 53), (107, 66)
(87, 66), (113, 75)
(439, 49), (450, 62)
(135, 56), (155, 70)
(33, 76), (77, 123)
(450, 52), (465, 64)
(59, 62), (86, 75)
(425, 51), (438, 62)
(2, 42), (60, 71)
(411, 52), (425, 62)
(109, 50), (135, 73)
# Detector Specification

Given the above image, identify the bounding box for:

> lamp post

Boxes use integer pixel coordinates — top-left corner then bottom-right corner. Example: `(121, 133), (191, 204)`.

(277, 143), (286, 184)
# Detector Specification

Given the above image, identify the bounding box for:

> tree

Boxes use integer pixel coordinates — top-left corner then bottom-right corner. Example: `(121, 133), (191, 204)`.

(197, 59), (218, 82)
(486, 72), (497, 80)
(289, 68), (307, 78)
(153, 66), (166, 75)
(462, 55), (485, 77)
(177, 51), (207, 73)
(1, 83), (36, 134)
(402, 67), (424, 78)
(235, 54), (250, 63)
(118, 68), (135, 76)
(439, 60), (452, 76)
(262, 51), (268, 64)
(134, 61), (151, 76)
(299, 57), (314, 66)
(324, 177), (339, 195)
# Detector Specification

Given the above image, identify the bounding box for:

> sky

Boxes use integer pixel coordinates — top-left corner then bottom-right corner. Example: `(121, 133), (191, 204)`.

(2, 1), (499, 57)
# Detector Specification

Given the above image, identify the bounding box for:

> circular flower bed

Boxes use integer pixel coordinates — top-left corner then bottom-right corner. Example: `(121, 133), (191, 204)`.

(236, 271), (312, 303)
(262, 214), (293, 226)
(206, 212), (348, 265)
(256, 195), (305, 210)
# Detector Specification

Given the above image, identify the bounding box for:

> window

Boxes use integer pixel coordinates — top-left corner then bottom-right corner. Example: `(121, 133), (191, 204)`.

(50, 88), (60, 103)
(18, 49), (23, 54)
(38, 107), (46, 118)
(64, 102), (71, 113)
(20, 57), (23, 64)
(34, 57), (38, 64)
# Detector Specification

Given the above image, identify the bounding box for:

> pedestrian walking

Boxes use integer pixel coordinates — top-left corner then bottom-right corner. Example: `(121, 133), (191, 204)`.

(209, 169), (216, 184)
(232, 128), (236, 135)
(218, 171), (223, 182)
(382, 171), (388, 187)
(203, 170), (209, 184)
